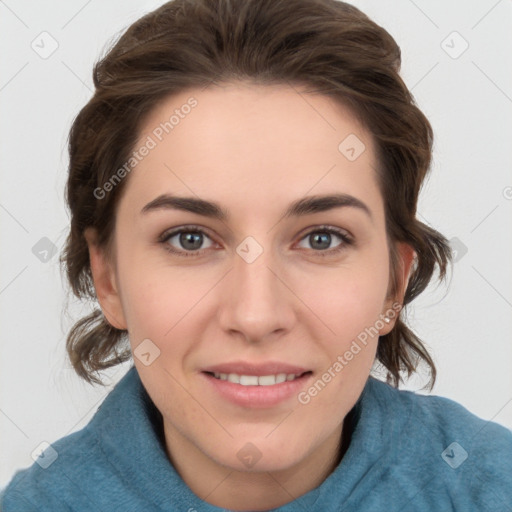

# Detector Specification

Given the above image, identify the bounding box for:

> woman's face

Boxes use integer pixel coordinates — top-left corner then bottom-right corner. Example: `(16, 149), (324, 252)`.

(88, 82), (410, 476)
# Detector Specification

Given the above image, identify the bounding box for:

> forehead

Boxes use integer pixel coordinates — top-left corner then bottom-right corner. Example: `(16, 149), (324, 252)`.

(121, 82), (383, 219)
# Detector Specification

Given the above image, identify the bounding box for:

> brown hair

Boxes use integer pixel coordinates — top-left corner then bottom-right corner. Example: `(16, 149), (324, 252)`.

(60, 0), (452, 387)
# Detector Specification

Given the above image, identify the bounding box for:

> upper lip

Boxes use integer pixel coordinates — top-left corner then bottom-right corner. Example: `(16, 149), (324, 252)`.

(201, 361), (310, 376)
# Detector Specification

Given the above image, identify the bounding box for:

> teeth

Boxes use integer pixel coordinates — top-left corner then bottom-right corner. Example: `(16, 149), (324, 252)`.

(211, 372), (301, 385)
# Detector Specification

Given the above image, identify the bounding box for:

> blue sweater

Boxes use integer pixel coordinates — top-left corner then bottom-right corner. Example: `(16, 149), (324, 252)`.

(2, 366), (511, 511)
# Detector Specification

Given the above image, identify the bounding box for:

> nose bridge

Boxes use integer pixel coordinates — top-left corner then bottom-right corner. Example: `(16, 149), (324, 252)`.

(218, 240), (295, 341)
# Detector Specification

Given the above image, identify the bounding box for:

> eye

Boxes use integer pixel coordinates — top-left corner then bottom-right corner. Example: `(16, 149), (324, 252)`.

(158, 224), (353, 258)
(296, 226), (353, 255)
(159, 226), (216, 257)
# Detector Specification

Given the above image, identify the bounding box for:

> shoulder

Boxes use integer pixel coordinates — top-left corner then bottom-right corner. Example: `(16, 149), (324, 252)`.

(367, 376), (512, 437)
(0, 367), (146, 511)
(1, 426), (103, 511)
(365, 377), (512, 508)
(379, 378), (512, 450)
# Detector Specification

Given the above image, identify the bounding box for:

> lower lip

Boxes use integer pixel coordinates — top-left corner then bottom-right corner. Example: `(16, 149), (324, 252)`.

(201, 372), (313, 408)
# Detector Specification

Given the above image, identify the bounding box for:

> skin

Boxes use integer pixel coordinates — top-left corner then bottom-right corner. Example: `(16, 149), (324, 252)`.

(85, 82), (414, 510)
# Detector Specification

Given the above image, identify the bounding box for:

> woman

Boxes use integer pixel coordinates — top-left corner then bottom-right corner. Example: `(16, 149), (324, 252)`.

(2, 0), (511, 510)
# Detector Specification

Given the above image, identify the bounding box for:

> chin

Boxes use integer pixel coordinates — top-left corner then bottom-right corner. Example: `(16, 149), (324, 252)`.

(210, 435), (309, 473)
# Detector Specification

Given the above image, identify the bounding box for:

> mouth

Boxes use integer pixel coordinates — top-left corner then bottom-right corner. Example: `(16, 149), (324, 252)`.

(200, 363), (314, 408)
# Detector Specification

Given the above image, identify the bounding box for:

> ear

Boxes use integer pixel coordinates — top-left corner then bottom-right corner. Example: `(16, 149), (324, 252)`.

(84, 227), (127, 330)
(379, 242), (415, 335)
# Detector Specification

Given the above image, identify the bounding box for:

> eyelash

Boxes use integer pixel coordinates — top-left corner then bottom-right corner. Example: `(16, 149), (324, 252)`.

(158, 224), (354, 259)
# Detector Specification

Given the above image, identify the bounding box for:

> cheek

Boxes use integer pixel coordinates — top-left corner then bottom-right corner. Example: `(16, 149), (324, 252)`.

(294, 265), (388, 412)
(116, 247), (215, 359)
(296, 257), (390, 341)
(121, 276), (188, 342)
(113, 240), (177, 339)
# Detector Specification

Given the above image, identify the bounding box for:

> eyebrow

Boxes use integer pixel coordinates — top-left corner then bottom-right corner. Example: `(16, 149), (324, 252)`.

(140, 193), (372, 221)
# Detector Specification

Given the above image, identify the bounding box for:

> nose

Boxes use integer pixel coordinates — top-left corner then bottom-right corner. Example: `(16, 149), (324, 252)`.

(217, 245), (296, 344)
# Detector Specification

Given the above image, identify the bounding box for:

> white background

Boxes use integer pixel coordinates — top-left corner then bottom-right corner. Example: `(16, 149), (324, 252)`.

(1, 0), (511, 490)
